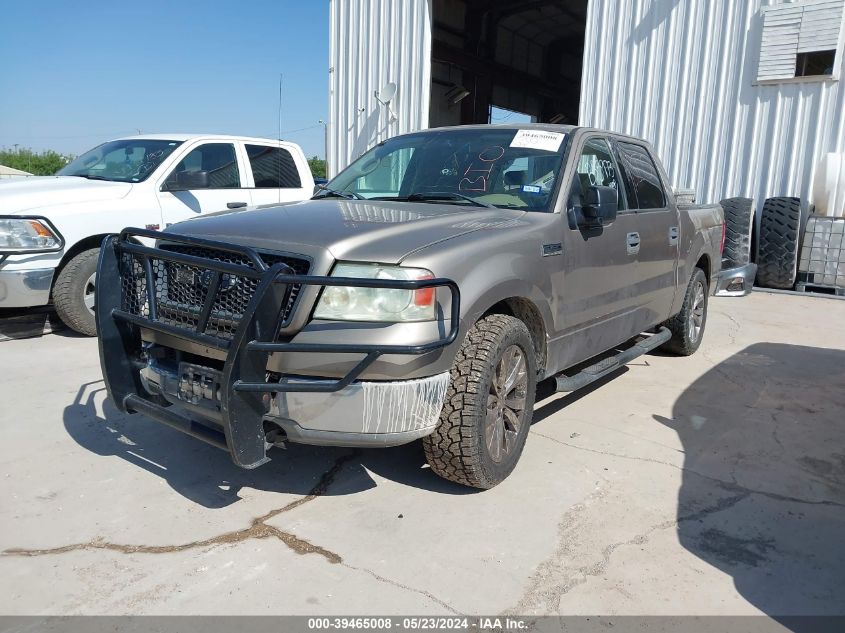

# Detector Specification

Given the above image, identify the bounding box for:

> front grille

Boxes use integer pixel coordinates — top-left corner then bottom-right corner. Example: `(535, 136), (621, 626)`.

(119, 244), (310, 341)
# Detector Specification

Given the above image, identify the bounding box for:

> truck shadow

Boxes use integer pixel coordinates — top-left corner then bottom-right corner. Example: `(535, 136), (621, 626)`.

(0, 306), (66, 340)
(63, 382), (475, 509)
(654, 343), (845, 626)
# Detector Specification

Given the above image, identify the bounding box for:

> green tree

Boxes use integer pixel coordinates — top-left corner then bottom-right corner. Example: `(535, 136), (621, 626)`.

(0, 149), (73, 176)
(307, 155), (326, 179)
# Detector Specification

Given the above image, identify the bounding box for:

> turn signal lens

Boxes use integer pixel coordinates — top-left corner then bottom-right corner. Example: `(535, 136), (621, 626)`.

(413, 272), (435, 307)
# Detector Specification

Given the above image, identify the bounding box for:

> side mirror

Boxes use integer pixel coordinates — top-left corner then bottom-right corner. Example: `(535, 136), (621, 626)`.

(164, 170), (210, 191)
(313, 177), (328, 195)
(581, 185), (618, 226)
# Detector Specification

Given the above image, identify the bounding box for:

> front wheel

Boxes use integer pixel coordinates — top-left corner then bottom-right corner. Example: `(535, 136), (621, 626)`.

(53, 248), (99, 336)
(662, 267), (708, 356)
(423, 314), (537, 489)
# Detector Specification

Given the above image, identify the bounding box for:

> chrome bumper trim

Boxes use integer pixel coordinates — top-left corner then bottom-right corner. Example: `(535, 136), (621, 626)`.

(0, 267), (54, 307)
(715, 263), (757, 297)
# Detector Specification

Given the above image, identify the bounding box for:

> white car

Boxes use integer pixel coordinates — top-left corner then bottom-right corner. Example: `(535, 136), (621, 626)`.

(0, 134), (315, 335)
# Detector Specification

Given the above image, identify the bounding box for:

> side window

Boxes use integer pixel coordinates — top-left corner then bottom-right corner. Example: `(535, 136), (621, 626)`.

(615, 142), (666, 209)
(568, 137), (624, 210)
(167, 143), (240, 189)
(245, 144), (302, 188)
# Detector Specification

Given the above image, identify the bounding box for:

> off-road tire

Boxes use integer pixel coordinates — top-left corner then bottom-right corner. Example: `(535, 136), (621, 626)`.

(720, 197), (754, 267)
(53, 248), (99, 336)
(423, 314), (537, 489)
(662, 267), (708, 356)
(755, 197), (802, 289)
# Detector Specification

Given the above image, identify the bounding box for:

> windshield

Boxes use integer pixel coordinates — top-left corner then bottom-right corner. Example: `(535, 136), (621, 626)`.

(321, 128), (568, 211)
(57, 139), (183, 182)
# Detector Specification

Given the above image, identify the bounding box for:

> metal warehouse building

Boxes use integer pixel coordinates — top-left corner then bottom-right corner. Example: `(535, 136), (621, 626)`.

(327, 0), (845, 215)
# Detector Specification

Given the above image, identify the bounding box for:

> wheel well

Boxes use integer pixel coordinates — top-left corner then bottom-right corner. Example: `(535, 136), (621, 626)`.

(51, 234), (112, 297)
(482, 297), (547, 377)
(696, 254), (711, 283)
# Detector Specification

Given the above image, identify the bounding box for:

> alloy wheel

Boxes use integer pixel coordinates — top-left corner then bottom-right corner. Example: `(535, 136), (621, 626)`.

(688, 281), (705, 343)
(83, 272), (96, 315)
(485, 344), (529, 463)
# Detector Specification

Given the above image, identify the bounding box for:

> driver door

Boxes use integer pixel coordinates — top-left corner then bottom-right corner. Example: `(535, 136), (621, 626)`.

(551, 135), (642, 369)
(156, 142), (252, 228)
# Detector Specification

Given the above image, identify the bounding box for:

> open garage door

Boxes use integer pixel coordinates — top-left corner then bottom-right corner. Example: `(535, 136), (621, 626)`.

(430, 0), (588, 127)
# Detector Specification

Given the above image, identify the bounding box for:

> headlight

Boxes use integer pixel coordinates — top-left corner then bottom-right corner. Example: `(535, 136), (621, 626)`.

(314, 263), (436, 322)
(0, 217), (63, 252)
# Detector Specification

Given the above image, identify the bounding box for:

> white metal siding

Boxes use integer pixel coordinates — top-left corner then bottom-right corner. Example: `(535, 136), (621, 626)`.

(328, 0), (432, 177)
(580, 0), (845, 212)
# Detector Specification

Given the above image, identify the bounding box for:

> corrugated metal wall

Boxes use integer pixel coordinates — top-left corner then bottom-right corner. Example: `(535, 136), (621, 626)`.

(328, 0), (432, 177)
(579, 0), (845, 207)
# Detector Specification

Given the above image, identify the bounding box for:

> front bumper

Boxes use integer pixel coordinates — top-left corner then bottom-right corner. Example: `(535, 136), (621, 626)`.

(0, 266), (54, 307)
(96, 228), (460, 468)
(714, 262), (757, 297)
(140, 360), (450, 447)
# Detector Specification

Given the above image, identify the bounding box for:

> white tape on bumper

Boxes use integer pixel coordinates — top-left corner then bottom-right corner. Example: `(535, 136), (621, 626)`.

(361, 373), (451, 434)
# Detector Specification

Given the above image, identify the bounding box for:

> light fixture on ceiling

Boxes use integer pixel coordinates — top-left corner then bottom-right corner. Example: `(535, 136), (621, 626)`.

(446, 84), (471, 105)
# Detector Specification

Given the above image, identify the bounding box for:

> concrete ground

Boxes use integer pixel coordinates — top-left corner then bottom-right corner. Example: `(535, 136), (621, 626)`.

(0, 292), (843, 617)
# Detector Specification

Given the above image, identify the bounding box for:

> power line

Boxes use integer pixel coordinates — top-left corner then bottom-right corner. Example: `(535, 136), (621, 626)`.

(263, 123), (324, 137)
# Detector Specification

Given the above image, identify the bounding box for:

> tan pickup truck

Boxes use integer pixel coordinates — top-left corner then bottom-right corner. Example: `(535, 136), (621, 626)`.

(96, 124), (752, 488)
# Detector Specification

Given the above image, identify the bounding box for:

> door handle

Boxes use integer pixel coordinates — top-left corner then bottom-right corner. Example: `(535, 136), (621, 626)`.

(669, 226), (679, 245)
(626, 232), (641, 255)
(227, 202), (248, 209)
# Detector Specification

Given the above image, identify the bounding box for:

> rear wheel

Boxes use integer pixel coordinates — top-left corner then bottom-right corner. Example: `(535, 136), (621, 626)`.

(53, 248), (99, 336)
(662, 267), (708, 356)
(423, 314), (537, 489)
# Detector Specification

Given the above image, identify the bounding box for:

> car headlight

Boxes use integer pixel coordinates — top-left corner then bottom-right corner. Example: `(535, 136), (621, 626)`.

(314, 263), (436, 322)
(0, 217), (63, 252)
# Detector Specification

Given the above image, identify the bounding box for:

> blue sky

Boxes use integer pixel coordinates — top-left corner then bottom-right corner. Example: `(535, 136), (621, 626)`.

(0, 0), (329, 158)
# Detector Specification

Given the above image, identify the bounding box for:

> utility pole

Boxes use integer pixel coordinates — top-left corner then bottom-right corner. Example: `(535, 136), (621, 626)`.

(318, 119), (329, 178)
(13, 143), (19, 154)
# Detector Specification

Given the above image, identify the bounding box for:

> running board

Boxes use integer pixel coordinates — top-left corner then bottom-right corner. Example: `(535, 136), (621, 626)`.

(554, 327), (671, 393)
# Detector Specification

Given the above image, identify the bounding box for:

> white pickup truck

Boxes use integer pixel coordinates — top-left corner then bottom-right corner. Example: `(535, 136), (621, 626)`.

(0, 134), (315, 335)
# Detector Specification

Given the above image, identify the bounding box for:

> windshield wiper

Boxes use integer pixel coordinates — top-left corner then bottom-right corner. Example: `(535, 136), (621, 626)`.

(71, 174), (112, 181)
(312, 184), (363, 200)
(407, 191), (496, 209)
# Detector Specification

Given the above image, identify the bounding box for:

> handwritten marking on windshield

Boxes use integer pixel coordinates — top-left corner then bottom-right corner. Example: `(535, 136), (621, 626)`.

(458, 145), (505, 192)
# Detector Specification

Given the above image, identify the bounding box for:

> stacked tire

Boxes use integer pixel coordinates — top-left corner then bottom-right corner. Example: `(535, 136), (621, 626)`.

(755, 197), (807, 289)
(719, 197), (755, 268)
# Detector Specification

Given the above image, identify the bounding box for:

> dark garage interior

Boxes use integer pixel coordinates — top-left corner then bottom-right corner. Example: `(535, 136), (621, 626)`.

(430, 0), (588, 127)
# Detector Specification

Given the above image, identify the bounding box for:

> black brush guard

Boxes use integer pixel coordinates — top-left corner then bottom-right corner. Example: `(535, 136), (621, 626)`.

(96, 228), (460, 469)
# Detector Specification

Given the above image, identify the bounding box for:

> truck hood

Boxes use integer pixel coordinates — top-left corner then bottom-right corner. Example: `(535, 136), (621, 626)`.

(0, 176), (133, 213)
(166, 198), (527, 264)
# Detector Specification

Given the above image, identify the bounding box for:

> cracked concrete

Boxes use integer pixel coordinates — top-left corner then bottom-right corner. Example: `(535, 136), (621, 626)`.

(2, 451), (360, 564)
(1, 292), (843, 616)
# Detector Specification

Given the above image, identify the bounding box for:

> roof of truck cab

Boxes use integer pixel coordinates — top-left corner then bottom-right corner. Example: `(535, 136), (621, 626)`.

(109, 133), (301, 146)
(412, 124), (651, 145)
(426, 123), (578, 134)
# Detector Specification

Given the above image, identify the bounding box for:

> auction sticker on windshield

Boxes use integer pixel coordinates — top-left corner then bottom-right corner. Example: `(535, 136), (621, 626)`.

(509, 129), (565, 152)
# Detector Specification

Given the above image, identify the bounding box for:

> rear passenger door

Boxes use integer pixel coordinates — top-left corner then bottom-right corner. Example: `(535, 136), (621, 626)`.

(612, 140), (679, 330)
(244, 143), (309, 206)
